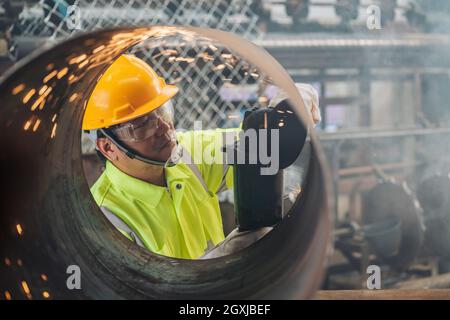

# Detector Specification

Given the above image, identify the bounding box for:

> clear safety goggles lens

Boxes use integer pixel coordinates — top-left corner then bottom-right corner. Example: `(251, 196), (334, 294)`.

(111, 103), (173, 142)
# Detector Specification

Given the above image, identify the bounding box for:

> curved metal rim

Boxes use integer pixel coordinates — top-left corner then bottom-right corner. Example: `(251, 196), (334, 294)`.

(0, 26), (333, 299)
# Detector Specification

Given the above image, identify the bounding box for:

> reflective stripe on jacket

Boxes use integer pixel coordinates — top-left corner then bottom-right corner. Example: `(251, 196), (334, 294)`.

(90, 129), (237, 259)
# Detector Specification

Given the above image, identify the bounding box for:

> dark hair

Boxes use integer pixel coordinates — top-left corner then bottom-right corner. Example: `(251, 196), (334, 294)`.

(90, 130), (107, 163)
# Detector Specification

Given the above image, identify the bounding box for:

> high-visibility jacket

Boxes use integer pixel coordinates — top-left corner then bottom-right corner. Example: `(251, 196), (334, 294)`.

(90, 129), (236, 259)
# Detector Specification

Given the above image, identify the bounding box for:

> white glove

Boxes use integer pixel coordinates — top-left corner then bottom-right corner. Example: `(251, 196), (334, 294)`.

(200, 227), (273, 259)
(269, 83), (321, 127)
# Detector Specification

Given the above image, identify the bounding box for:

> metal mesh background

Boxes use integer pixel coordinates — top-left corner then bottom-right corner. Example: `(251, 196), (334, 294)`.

(16, 0), (266, 128)
(129, 34), (269, 129)
(17, 0), (262, 40)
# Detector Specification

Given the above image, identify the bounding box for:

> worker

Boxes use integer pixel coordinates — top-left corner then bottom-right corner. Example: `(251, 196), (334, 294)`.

(83, 54), (320, 260)
(83, 54), (235, 259)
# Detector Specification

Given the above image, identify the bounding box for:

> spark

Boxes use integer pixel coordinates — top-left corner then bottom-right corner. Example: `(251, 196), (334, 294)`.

(57, 68), (69, 79)
(23, 119), (32, 131)
(93, 45), (105, 54)
(39, 85), (48, 95)
(32, 119), (41, 132)
(21, 281), (30, 295)
(213, 64), (225, 72)
(69, 93), (78, 103)
(43, 70), (58, 83)
(23, 89), (36, 104)
(69, 54), (87, 65)
(51, 123), (57, 139)
(12, 84), (25, 95)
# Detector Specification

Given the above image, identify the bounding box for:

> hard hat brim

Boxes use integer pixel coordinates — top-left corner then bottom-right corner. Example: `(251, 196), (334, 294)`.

(82, 84), (179, 130)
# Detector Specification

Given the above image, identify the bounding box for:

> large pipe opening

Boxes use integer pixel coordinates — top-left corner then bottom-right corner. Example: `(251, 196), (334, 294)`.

(0, 26), (332, 299)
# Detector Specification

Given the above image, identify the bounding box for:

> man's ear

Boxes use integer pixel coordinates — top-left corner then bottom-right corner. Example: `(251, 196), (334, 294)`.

(96, 138), (118, 162)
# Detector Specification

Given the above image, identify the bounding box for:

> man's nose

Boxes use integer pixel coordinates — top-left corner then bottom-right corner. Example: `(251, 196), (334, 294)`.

(155, 117), (171, 136)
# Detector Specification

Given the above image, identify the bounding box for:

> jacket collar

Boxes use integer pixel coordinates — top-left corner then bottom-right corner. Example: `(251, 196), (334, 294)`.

(104, 160), (190, 208)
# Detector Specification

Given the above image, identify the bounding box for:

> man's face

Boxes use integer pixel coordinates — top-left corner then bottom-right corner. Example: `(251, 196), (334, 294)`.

(100, 102), (178, 164)
(119, 114), (177, 163)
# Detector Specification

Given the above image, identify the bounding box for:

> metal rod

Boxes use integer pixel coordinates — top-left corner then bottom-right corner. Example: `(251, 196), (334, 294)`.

(318, 126), (450, 142)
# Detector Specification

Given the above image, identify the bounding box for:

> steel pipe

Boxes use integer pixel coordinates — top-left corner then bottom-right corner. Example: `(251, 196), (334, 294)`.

(0, 26), (332, 299)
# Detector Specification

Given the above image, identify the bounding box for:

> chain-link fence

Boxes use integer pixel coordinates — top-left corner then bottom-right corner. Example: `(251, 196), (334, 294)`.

(16, 0), (267, 128)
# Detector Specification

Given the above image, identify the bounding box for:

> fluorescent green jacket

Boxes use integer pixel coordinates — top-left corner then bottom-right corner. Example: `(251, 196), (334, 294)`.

(90, 129), (236, 259)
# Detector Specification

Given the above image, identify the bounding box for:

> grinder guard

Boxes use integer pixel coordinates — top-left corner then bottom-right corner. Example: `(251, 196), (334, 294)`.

(229, 100), (308, 231)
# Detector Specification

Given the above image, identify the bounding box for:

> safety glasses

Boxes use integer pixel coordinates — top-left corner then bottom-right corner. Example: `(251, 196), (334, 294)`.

(111, 102), (174, 142)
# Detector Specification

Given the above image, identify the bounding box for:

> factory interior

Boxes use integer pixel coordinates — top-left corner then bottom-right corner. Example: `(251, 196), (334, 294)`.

(1, 0), (450, 300)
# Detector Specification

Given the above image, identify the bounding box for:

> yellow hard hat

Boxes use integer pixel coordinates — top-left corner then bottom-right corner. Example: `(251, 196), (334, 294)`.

(82, 54), (179, 130)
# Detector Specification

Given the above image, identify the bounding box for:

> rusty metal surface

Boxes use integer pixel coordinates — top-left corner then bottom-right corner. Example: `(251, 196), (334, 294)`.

(0, 26), (333, 299)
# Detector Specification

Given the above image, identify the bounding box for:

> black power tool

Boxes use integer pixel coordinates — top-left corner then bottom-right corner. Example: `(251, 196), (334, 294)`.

(228, 100), (308, 231)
